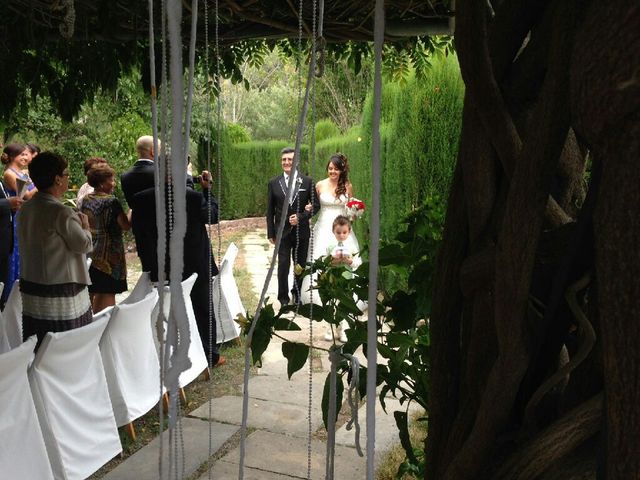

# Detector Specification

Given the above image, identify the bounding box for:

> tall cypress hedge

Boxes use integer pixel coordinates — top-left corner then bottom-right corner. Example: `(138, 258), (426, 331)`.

(207, 55), (464, 247)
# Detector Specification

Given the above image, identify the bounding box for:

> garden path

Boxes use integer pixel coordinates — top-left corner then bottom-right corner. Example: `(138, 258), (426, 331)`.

(103, 227), (406, 479)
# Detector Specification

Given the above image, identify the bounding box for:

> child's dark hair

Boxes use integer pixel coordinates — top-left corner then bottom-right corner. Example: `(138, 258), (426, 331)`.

(332, 215), (351, 231)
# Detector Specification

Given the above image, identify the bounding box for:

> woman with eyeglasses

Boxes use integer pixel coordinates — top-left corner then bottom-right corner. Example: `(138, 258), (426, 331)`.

(18, 152), (93, 348)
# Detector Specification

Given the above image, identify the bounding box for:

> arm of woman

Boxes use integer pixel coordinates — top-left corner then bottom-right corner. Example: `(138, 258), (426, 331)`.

(2, 170), (18, 192)
(117, 211), (131, 231)
(23, 187), (37, 200)
(346, 182), (354, 198)
(56, 207), (93, 254)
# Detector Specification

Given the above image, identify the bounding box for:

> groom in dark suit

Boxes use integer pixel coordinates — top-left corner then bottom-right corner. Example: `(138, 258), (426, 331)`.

(266, 147), (320, 306)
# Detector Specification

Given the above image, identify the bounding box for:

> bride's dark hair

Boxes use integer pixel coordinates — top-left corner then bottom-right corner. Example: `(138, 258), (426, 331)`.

(327, 153), (349, 197)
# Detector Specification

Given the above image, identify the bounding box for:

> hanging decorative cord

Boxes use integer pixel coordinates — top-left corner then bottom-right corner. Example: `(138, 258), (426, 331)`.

(305, 0), (319, 475)
(366, 0), (385, 477)
(147, 0), (201, 475)
(342, 353), (364, 456)
(203, 2), (215, 478)
(163, 0), (192, 421)
(155, 0), (172, 473)
(325, 345), (340, 479)
(213, 0), (228, 347)
(237, 10), (320, 480)
(147, 0), (168, 478)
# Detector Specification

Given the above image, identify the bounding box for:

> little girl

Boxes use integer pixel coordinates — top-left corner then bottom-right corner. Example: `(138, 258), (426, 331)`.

(324, 215), (361, 342)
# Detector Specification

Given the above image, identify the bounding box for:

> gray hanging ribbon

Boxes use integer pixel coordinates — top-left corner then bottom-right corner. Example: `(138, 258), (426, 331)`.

(343, 353), (364, 457)
(325, 346), (341, 479)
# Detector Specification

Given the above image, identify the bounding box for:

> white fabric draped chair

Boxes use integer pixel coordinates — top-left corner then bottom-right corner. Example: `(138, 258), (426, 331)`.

(212, 242), (243, 343)
(121, 271), (153, 305)
(29, 315), (122, 480)
(1, 280), (23, 351)
(151, 273), (209, 389)
(0, 336), (54, 479)
(100, 290), (161, 427)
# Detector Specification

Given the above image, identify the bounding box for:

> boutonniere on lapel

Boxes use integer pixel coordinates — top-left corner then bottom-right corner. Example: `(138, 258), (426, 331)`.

(296, 177), (303, 185)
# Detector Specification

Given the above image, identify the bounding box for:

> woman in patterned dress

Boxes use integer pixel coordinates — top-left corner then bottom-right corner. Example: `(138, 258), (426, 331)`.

(18, 152), (93, 348)
(80, 164), (131, 313)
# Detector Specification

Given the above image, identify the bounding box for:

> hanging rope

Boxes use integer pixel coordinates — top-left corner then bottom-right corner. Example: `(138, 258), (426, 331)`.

(325, 346), (341, 479)
(366, 0), (385, 476)
(147, 0), (168, 478)
(343, 353), (363, 457)
(238, 9), (320, 480)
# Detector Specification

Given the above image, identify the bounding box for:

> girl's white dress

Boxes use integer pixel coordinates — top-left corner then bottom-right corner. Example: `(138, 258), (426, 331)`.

(300, 192), (360, 304)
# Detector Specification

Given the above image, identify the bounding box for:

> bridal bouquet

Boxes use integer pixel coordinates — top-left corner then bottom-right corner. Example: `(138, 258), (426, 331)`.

(345, 198), (365, 221)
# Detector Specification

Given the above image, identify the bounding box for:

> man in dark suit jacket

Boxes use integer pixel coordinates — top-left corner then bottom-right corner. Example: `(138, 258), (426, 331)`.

(266, 147), (320, 306)
(134, 171), (224, 366)
(120, 135), (158, 269)
(0, 180), (22, 308)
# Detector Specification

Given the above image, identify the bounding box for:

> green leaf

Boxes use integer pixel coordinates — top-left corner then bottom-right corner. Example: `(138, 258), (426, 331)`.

(282, 342), (309, 379)
(250, 325), (271, 366)
(386, 332), (416, 349)
(321, 372), (344, 429)
(273, 317), (302, 331)
(394, 410), (418, 464)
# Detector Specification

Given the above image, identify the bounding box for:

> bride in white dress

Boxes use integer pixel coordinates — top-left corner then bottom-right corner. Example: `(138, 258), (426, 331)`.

(300, 153), (360, 341)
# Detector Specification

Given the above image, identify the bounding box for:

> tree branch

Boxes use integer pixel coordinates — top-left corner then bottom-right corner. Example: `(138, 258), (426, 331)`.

(441, 1), (577, 478)
(496, 393), (602, 480)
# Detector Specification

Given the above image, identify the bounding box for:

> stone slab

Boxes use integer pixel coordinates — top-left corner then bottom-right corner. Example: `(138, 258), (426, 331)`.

(189, 395), (323, 436)
(103, 418), (238, 480)
(335, 397), (424, 456)
(245, 372), (327, 406)
(199, 460), (295, 479)
(220, 430), (366, 478)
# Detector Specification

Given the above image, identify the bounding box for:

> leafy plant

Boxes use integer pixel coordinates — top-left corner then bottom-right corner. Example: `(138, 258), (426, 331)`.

(240, 196), (445, 474)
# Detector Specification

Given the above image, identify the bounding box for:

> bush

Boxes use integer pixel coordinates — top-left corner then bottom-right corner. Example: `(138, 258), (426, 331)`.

(226, 123), (251, 144)
(314, 119), (340, 143)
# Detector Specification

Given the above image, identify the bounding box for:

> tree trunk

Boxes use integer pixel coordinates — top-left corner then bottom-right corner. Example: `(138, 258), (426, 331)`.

(426, 0), (639, 478)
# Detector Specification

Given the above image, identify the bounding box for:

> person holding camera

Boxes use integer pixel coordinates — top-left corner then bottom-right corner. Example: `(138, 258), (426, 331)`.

(134, 169), (225, 367)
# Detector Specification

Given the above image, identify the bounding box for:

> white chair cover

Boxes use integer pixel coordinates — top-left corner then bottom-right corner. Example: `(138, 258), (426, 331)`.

(29, 315), (122, 480)
(120, 271), (153, 305)
(212, 242), (243, 343)
(100, 290), (161, 426)
(1, 280), (22, 350)
(0, 336), (54, 479)
(152, 273), (209, 388)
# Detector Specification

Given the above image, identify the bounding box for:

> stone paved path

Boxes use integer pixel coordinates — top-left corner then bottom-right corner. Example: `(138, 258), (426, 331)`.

(106, 227), (410, 480)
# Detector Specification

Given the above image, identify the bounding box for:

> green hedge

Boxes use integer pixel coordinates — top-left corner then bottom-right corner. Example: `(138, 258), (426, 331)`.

(200, 139), (310, 219)
(200, 55), (464, 243)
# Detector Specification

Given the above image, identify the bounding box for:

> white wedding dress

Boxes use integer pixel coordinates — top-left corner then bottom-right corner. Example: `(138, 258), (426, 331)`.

(300, 192), (360, 305)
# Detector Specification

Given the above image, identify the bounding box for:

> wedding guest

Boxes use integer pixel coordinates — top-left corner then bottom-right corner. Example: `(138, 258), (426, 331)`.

(1, 143), (36, 303)
(266, 147), (320, 307)
(18, 152), (93, 348)
(76, 157), (107, 209)
(134, 170), (226, 367)
(81, 164), (131, 313)
(0, 179), (22, 309)
(121, 135), (160, 270)
(26, 143), (40, 164)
